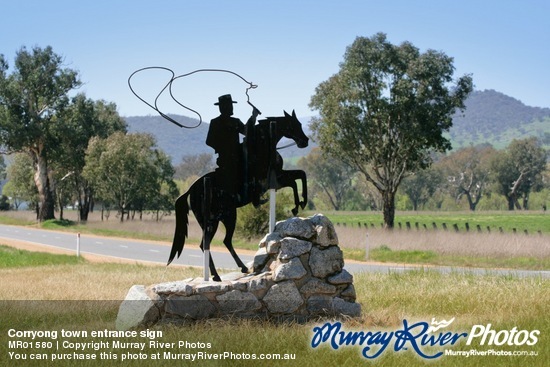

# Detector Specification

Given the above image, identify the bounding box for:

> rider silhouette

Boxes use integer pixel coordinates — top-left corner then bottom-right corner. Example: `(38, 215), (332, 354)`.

(206, 94), (259, 205)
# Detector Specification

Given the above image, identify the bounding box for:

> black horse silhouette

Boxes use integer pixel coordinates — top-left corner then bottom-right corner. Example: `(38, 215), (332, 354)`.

(167, 110), (309, 281)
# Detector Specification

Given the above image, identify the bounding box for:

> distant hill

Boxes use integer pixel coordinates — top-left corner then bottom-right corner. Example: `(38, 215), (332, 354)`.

(449, 90), (550, 150)
(125, 114), (314, 164)
(125, 90), (550, 163)
(125, 114), (210, 164)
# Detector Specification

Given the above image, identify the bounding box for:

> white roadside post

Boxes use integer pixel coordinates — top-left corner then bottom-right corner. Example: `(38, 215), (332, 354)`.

(76, 233), (81, 257)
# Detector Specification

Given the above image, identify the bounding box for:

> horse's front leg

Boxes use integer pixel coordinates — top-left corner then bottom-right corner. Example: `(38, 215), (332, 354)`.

(298, 170), (307, 209)
(277, 170), (307, 215)
(289, 169), (308, 209)
(221, 209), (248, 273)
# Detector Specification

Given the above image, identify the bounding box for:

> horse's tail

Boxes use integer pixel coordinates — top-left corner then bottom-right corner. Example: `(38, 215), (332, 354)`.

(167, 190), (190, 265)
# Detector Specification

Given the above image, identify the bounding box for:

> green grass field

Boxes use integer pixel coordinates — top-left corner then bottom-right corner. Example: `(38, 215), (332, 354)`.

(1, 210), (549, 271)
(0, 249), (548, 367)
(367, 246), (550, 270)
(324, 211), (550, 234)
(0, 245), (85, 268)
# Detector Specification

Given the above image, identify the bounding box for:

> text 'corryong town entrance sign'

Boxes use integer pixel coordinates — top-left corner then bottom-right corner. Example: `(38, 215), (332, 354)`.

(129, 67), (309, 281)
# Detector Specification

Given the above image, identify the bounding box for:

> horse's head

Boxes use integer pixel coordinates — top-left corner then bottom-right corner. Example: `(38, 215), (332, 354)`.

(282, 110), (309, 148)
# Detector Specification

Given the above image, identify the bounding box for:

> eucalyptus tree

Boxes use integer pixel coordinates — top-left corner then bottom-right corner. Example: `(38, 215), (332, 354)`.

(0, 46), (80, 221)
(51, 94), (127, 221)
(2, 153), (38, 211)
(297, 147), (356, 210)
(400, 167), (444, 211)
(84, 132), (177, 221)
(439, 145), (496, 211)
(491, 137), (547, 210)
(310, 33), (473, 227)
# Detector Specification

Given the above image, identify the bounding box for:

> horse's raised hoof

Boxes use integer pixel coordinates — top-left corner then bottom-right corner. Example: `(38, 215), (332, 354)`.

(300, 201), (306, 210)
(291, 207), (298, 216)
(212, 275), (221, 282)
(241, 266), (249, 274)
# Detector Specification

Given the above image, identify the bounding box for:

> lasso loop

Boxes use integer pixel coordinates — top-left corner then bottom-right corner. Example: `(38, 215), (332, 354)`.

(128, 67), (259, 129)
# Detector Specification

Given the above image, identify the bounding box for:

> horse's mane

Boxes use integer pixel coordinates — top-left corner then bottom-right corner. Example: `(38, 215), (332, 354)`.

(256, 115), (287, 130)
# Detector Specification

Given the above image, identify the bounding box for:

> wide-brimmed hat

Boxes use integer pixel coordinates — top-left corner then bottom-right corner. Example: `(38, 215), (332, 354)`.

(214, 94), (238, 105)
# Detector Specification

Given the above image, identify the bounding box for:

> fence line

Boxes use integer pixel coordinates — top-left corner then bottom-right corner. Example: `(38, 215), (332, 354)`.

(335, 221), (545, 236)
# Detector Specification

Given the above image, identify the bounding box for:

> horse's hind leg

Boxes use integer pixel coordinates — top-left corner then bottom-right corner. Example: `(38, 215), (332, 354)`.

(222, 210), (248, 273)
(200, 221), (222, 281)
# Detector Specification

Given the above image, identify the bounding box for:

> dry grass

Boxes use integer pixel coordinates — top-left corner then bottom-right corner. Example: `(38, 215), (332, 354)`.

(0, 235), (548, 367)
(0, 263), (201, 300)
(336, 226), (550, 258)
(3, 209), (549, 260)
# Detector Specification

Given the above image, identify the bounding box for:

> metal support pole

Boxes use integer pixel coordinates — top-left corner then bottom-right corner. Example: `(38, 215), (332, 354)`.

(269, 189), (276, 233)
(203, 177), (212, 281)
(268, 121), (277, 233)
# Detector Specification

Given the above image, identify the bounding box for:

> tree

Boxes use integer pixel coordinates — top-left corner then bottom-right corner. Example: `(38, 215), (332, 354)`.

(439, 145), (496, 211)
(400, 166), (444, 211)
(491, 138), (547, 210)
(83, 132), (177, 221)
(51, 94), (127, 221)
(174, 153), (215, 181)
(2, 153), (38, 211)
(0, 46), (80, 221)
(309, 33), (473, 227)
(297, 147), (356, 210)
(0, 155), (6, 181)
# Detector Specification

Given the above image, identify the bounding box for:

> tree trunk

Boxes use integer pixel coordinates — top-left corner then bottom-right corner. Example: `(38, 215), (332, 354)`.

(522, 194), (529, 210)
(506, 196), (515, 211)
(78, 187), (92, 222)
(79, 203), (89, 222)
(382, 190), (396, 229)
(34, 154), (55, 222)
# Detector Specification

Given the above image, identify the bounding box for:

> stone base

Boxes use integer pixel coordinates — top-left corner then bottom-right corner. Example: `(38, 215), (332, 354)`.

(116, 214), (361, 330)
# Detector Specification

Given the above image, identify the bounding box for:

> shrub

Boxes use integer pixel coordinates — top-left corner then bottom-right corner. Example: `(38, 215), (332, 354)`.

(236, 191), (296, 239)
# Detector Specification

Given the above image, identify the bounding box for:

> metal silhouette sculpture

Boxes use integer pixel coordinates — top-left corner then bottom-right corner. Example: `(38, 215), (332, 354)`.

(167, 95), (308, 281)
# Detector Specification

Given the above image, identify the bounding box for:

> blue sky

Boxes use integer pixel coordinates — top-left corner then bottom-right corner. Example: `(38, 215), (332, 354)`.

(2, 0), (549, 122)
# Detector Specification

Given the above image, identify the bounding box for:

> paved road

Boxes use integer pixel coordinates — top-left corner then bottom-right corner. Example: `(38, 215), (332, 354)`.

(0, 224), (548, 279)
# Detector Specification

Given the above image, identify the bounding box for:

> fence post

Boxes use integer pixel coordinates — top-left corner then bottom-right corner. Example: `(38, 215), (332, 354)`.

(365, 233), (369, 260)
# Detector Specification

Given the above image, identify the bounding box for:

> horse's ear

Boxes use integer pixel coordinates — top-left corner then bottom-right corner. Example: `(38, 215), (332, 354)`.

(284, 110), (290, 118)
(292, 110), (296, 118)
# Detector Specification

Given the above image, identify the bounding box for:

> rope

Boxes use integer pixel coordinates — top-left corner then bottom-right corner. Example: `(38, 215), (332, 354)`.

(277, 141), (297, 150)
(128, 67), (259, 129)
